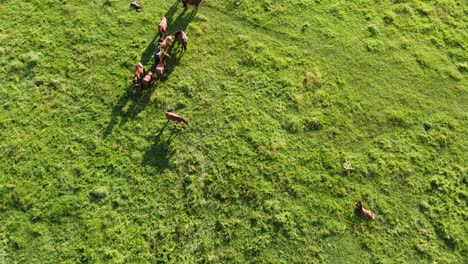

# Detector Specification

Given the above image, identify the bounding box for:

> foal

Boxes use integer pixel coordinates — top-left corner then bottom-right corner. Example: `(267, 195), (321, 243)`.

(133, 63), (144, 86)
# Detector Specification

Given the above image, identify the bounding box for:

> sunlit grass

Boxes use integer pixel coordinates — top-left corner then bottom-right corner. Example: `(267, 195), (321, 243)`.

(0, 0), (466, 262)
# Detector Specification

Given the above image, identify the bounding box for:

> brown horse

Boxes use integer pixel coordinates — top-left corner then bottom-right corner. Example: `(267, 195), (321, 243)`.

(182, 0), (202, 10)
(175, 31), (188, 50)
(141, 71), (153, 89)
(158, 16), (167, 37)
(133, 63), (144, 86)
(165, 110), (188, 125)
(356, 200), (375, 220)
(155, 53), (171, 81)
(159, 36), (173, 50)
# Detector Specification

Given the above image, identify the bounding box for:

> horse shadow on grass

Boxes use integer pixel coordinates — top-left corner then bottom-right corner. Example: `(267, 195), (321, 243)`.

(141, 121), (179, 171)
(102, 84), (153, 138)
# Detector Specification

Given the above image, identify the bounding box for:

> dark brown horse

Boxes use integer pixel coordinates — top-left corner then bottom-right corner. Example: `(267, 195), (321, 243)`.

(182, 0), (202, 10)
(155, 53), (171, 81)
(175, 31), (188, 50)
(130, 1), (142, 12)
(154, 46), (162, 66)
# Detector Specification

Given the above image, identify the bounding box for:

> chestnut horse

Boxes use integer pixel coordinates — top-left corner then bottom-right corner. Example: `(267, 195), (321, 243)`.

(133, 63), (144, 86)
(175, 31), (188, 50)
(159, 36), (173, 50)
(141, 71), (153, 89)
(158, 16), (167, 37)
(182, 0), (202, 10)
(165, 110), (188, 125)
(356, 200), (375, 220)
(155, 53), (171, 81)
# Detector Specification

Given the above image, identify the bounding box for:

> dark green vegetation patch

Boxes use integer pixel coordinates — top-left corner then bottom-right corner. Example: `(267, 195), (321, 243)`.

(0, 0), (467, 262)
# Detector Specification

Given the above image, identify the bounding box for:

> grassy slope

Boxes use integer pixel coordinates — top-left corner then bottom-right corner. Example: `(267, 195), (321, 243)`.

(0, 0), (467, 262)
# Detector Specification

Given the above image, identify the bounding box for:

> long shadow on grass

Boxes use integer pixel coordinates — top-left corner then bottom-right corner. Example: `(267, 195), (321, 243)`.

(141, 121), (176, 171)
(102, 85), (153, 138)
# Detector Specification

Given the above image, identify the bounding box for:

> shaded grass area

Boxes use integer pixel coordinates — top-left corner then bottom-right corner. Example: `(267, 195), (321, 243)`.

(0, 0), (467, 262)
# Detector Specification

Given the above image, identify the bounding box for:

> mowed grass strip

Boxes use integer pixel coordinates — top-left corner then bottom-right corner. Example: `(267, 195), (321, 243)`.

(0, 0), (466, 262)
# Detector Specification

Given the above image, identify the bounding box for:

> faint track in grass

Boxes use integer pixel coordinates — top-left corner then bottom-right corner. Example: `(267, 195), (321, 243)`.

(203, 2), (366, 50)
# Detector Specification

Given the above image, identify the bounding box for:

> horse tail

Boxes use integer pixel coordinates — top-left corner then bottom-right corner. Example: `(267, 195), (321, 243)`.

(181, 118), (189, 125)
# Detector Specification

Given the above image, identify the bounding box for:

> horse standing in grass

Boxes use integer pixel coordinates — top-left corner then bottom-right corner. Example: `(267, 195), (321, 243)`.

(356, 200), (375, 220)
(159, 16), (167, 37)
(182, 0), (202, 10)
(159, 36), (173, 50)
(154, 46), (162, 66)
(130, 1), (142, 12)
(133, 63), (144, 86)
(155, 53), (171, 81)
(175, 31), (188, 50)
(141, 71), (153, 89)
(165, 110), (188, 125)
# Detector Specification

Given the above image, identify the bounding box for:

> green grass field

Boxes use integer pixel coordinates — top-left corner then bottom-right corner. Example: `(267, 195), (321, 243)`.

(1, 0), (467, 262)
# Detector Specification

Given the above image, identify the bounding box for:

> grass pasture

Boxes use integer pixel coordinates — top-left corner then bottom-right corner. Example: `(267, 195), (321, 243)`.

(0, 0), (467, 262)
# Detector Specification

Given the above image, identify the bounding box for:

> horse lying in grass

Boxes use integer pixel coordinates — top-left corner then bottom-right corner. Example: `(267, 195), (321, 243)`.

(175, 31), (188, 51)
(165, 110), (188, 125)
(133, 63), (144, 86)
(356, 200), (375, 220)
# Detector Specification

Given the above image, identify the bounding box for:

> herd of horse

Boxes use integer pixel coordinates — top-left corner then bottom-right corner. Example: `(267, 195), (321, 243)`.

(130, 0), (378, 218)
(132, 22), (184, 88)
(131, 0), (200, 125)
